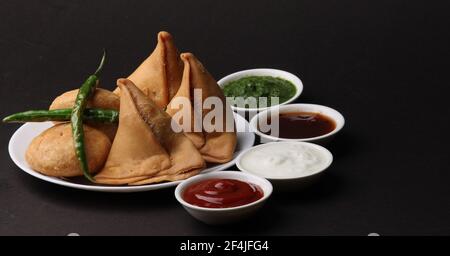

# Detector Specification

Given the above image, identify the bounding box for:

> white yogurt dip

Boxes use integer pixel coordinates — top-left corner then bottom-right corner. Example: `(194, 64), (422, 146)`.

(237, 142), (333, 179)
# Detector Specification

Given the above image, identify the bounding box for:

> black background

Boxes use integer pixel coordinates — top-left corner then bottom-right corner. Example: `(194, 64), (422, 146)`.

(0, 0), (449, 236)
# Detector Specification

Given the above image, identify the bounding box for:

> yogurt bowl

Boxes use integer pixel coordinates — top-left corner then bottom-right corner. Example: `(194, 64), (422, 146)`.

(175, 171), (272, 225)
(236, 142), (333, 190)
(218, 68), (303, 117)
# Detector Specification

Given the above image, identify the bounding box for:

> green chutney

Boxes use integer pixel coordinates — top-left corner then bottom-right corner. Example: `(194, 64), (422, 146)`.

(223, 76), (297, 108)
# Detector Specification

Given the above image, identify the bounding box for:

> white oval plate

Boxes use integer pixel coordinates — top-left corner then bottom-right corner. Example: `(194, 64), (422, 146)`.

(8, 113), (254, 192)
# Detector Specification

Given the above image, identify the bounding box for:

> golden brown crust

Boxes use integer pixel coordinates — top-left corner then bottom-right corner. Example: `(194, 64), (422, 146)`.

(49, 88), (119, 111)
(114, 31), (184, 109)
(95, 80), (172, 184)
(25, 124), (111, 177)
(129, 169), (202, 185)
(49, 88), (119, 140)
(166, 53), (237, 163)
(95, 79), (205, 185)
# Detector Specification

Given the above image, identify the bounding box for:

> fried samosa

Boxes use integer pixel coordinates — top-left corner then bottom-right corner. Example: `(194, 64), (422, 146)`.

(26, 123), (111, 177)
(166, 53), (237, 163)
(95, 79), (205, 185)
(113, 31), (183, 108)
(50, 88), (120, 111)
(49, 88), (119, 140)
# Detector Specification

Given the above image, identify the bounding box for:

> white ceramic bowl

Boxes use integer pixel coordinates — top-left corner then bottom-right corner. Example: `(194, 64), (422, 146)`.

(250, 103), (345, 144)
(217, 68), (303, 117)
(236, 142), (333, 190)
(174, 171), (272, 225)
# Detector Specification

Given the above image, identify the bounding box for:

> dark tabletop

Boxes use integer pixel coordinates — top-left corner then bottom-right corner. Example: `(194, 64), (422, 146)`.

(0, 0), (449, 236)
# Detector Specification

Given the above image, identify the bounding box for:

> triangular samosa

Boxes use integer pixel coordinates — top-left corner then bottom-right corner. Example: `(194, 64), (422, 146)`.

(166, 53), (237, 163)
(113, 31), (183, 108)
(96, 79), (205, 185)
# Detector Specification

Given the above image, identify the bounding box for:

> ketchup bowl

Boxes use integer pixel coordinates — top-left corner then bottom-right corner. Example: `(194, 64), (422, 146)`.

(174, 171), (273, 225)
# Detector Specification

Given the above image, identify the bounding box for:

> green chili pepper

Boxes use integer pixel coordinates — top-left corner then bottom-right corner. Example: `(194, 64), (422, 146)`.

(71, 50), (107, 182)
(2, 108), (118, 123)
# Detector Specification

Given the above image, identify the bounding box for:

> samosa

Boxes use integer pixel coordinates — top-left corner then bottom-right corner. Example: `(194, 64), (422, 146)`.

(26, 123), (111, 178)
(95, 79), (205, 185)
(113, 31), (183, 108)
(166, 53), (237, 163)
(49, 88), (119, 140)
(50, 88), (120, 111)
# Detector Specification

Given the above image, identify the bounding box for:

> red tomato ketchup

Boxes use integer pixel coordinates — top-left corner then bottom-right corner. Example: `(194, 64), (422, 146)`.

(183, 179), (264, 208)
